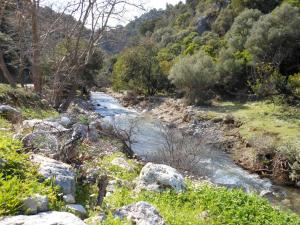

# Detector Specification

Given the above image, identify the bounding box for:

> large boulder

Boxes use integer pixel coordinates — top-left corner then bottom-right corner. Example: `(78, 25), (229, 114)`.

(114, 201), (166, 225)
(22, 194), (49, 215)
(30, 154), (76, 197)
(0, 105), (21, 123)
(0, 211), (86, 225)
(196, 16), (210, 35)
(22, 132), (59, 157)
(137, 163), (186, 193)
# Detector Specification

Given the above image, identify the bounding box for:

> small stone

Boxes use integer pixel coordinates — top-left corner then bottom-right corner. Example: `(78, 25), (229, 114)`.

(111, 157), (134, 171)
(66, 204), (87, 218)
(60, 116), (72, 127)
(198, 210), (209, 220)
(63, 194), (76, 204)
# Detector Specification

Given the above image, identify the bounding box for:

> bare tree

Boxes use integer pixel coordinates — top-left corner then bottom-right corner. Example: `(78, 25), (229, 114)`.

(30, 0), (42, 92)
(100, 117), (140, 157)
(40, 0), (144, 109)
(153, 125), (207, 173)
(0, 0), (17, 87)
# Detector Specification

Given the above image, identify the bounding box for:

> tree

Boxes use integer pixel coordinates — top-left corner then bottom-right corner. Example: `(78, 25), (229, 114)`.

(216, 9), (262, 91)
(113, 41), (168, 95)
(38, 0), (144, 109)
(30, 0), (42, 93)
(231, 0), (281, 13)
(169, 50), (218, 104)
(245, 3), (300, 81)
(0, 2), (17, 87)
(226, 9), (262, 51)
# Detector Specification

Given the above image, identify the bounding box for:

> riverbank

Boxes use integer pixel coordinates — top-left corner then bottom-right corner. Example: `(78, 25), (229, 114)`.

(1, 85), (300, 224)
(107, 89), (300, 187)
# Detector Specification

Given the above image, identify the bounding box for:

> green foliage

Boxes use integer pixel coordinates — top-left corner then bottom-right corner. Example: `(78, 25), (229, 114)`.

(226, 9), (262, 51)
(231, 0), (282, 13)
(169, 51), (218, 104)
(139, 20), (157, 35)
(249, 63), (286, 97)
(21, 107), (59, 120)
(105, 183), (300, 225)
(277, 141), (300, 182)
(212, 6), (236, 35)
(288, 73), (300, 96)
(284, 0), (300, 7)
(112, 41), (170, 95)
(175, 12), (192, 27)
(245, 4), (300, 72)
(0, 135), (61, 215)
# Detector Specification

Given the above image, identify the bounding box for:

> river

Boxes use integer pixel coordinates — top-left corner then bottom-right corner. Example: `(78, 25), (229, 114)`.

(91, 91), (300, 216)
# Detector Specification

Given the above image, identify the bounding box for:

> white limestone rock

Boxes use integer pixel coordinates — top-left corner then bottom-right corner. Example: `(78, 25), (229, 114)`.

(0, 211), (86, 225)
(136, 163), (186, 193)
(114, 201), (166, 225)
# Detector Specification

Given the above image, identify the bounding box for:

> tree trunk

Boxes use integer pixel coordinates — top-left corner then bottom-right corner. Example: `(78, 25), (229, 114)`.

(96, 175), (108, 206)
(0, 51), (16, 87)
(31, 0), (42, 93)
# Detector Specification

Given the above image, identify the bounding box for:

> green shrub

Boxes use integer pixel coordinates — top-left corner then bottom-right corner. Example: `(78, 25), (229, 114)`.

(0, 135), (61, 215)
(288, 73), (300, 96)
(169, 50), (218, 104)
(105, 184), (300, 225)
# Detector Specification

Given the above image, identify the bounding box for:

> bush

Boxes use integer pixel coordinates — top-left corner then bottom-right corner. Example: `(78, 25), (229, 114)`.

(288, 73), (300, 96)
(169, 51), (218, 104)
(112, 41), (170, 95)
(245, 4), (300, 77)
(249, 63), (286, 98)
(0, 135), (61, 215)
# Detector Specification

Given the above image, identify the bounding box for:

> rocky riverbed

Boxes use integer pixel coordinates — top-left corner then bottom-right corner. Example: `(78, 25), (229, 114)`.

(0, 91), (299, 225)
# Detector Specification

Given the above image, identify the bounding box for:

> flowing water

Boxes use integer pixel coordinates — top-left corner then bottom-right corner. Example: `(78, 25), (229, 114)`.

(91, 92), (300, 215)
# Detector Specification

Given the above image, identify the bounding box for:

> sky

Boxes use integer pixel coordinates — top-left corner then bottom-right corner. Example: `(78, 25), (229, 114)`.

(42, 0), (182, 26)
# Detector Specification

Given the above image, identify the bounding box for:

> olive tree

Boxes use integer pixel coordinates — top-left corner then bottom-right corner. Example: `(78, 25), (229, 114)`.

(216, 9), (261, 91)
(245, 4), (300, 75)
(169, 50), (218, 104)
(113, 41), (169, 96)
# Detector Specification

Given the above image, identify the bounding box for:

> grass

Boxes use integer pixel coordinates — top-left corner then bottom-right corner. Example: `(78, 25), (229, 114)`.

(0, 132), (62, 216)
(200, 100), (300, 144)
(100, 153), (300, 225)
(21, 107), (59, 120)
(0, 84), (58, 120)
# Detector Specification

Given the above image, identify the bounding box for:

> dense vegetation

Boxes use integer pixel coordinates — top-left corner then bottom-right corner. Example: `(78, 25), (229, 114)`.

(111, 0), (300, 104)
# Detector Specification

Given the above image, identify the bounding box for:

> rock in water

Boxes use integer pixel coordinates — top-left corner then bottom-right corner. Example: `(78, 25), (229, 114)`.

(137, 163), (186, 193)
(30, 154), (76, 196)
(114, 201), (166, 225)
(0, 105), (21, 123)
(0, 211), (86, 225)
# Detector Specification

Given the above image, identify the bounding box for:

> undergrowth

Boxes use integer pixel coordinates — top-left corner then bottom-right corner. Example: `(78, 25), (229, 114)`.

(81, 153), (300, 225)
(0, 133), (61, 216)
